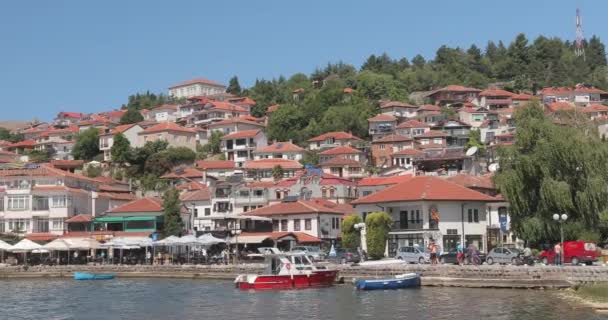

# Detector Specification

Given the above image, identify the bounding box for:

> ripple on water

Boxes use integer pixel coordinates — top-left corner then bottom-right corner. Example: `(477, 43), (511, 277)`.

(0, 279), (602, 320)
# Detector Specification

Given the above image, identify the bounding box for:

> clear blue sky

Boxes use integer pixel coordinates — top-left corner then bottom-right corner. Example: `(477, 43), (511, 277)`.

(1, 0), (605, 121)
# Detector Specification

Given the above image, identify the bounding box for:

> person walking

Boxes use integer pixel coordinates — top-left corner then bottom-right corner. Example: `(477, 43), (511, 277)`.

(428, 240), (438, 265)
(456, 242), (464, 266)
(554, 242), (562, 266)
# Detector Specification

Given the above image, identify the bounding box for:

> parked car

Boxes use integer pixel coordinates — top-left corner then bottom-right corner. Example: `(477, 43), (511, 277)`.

(439, 249), (486, 265)
(327, 248), (361, 264)
(396, 246), (429, 264)
(538, 241), (598, 265)
(290, 246), (326, 261)
(486, 247), (523, 265)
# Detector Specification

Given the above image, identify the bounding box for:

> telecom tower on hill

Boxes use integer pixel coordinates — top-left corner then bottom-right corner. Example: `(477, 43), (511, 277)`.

(575, 7), (586, 60)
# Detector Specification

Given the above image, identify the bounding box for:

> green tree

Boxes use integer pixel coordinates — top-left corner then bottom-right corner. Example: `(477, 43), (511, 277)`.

(72, 128), (100, 160)
(272, 165), (284, 181)
(494, 101), (608, 245)
(201, 131), (224, 155)
(162, 189), (184, 237)
(227, 76), (242, 95)
(341, 215), (362, 250)
(120, 108), (144, 124)
(110, 133), (131, 164)
(27, 150), (50, 163)
(466, 129), (485, 154)
(84, 165), (102, 178)
(300, 150), (319, 166)
(365, 212), (393, 260)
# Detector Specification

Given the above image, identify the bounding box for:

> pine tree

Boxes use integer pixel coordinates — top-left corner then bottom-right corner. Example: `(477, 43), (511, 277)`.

(111, 133), (131, 164)
(162, 189), (184, 237)
(227, 76), (242, 95)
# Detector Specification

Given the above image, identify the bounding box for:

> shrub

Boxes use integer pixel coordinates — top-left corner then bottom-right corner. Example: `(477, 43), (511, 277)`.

(365, 212), (392, 260)
(341, 215), (362, 250)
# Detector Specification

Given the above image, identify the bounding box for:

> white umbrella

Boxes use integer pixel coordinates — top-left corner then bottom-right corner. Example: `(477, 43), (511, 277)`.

(154, 235), (180, 246)
(32, 249), (49, 254)
(176, 235), (199, 246)
(0, 240), (11, 251)
(197, 233), (225, 246)
(10, 239), (42, 252)
(43, 239), (72, 251)
(67, 238), (101, 250)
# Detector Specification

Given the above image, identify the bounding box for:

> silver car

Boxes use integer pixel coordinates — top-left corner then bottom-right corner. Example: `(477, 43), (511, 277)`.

(396, 246), (429, 264)
(486, 247), (522, 265)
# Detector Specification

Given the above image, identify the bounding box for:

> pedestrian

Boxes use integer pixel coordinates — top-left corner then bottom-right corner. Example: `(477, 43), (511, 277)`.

(456, 242), (464, 266)
(428, 240), (438, 265)
(146, 251), (152, 265)
(554, 242), (562, 266)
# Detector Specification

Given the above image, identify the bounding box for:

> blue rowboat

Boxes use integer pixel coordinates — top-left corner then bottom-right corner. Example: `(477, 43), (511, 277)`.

(74, 272), (115, 280)
(354, 273), (420, 290)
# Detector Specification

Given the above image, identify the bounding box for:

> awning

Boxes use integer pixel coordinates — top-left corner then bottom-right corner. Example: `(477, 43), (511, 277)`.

(95, 216), (157, 223)
(231, 215), (272, 222)
(229, 235), (271, 244)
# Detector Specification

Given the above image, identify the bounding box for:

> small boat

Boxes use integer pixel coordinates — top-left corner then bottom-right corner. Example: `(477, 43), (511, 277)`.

(235, 248), (338, 290)
(73, 272), (115, 280)
(354, 273), (420, 290)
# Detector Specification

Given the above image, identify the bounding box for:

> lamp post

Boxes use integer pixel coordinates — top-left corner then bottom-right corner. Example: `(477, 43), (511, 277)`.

(552, 213), (568, 266)
(354, 222), (366, 262)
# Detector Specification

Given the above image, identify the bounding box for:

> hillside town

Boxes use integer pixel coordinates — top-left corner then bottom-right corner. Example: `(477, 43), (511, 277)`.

(1, 75), (607, 261)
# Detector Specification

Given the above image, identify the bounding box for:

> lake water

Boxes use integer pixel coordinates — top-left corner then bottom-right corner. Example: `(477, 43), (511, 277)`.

(0, 279), (602, 320)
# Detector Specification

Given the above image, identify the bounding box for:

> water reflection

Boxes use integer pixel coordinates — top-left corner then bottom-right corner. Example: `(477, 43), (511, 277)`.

(0, 279), (601, 320)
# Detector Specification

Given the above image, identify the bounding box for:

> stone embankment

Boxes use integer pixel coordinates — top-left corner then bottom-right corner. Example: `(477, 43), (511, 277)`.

(2, 263), (608, 289)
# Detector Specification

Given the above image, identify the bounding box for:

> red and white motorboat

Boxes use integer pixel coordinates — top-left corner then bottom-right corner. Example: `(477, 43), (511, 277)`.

(235, 248), (338, 290)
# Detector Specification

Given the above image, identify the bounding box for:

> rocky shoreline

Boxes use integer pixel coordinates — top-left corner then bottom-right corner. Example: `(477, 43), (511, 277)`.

(2, 263), (608, 289)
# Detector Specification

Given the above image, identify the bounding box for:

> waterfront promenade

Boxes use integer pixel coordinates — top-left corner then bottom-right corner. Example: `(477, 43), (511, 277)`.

(2, 263), (607, 289)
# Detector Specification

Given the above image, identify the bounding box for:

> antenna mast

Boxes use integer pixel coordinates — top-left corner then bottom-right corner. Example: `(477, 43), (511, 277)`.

(575, 7), (586, 60)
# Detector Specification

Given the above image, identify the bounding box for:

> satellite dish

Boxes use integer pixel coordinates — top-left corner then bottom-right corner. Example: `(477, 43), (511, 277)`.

(489, 163), (499, 172)
(466, 146), (478, 157)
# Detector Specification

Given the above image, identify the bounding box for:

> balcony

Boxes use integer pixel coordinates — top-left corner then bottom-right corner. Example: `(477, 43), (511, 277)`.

(235, 196), (267, 204)
(391, 220), (438, 231)
(485, 98), (512, 106)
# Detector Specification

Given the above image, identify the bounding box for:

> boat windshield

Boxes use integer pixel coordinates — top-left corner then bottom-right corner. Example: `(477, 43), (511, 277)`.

(292, 255), (312, 266)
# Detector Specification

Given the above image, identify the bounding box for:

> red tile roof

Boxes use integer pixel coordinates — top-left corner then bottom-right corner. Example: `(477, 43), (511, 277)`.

(238, 231), (321, 243)
(368, 114), (397, 122)
(352, 176), (499, 204)
(540, 86), (608, 95)
(175, 181), (207, 191)
(227, 97), (257, 106)
(100, 124), (136, 135)
(446, 174), (495, 190)
(26, 233), (59, 242)
(379, 101), (418, 109)
(6, 139), (36, 148)
(50, 160), (85, 168)
(180, 186), (211, 201)
(582, 104), (608, 113)
(208, 117), (265, 128)
(196, 160), (235, 170)
(209, 101), (249, 113)
(221, 129), (261, 140)
(108, 197), (163, 213)
(478, 89), (514, 97)
(267, 105), (280, 113)
(243, 159), (303, 170)
(98, 184), (130, 192)
(140, 122), (196, 134)
(98, 192), (136, 201)
(308, 131), (362, 142)
(357, 175), (413, 187)
(546, 102), (575, 112)
(432, 85), (482, 93)
(65, 214), (93, 223)
(320, 157), (362, 167)
(319, 146), (362, 155)
(397, 120), (430, 129)
(169, 78), (226, 89)
(58, 112), (84, 119)
(247, 199), (346, 216)
(100, 110), (126, 118)
(343, 87), (354, 93)
(254, 141), (304, 153)
(160, 167), (205, 179)
(459, 107), (488, 114)
(372, 134), (412, 143)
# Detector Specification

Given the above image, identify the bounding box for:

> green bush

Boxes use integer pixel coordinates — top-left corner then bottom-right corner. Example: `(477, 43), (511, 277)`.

(341, 215), (362, 250)
(365, 212), (392, 260)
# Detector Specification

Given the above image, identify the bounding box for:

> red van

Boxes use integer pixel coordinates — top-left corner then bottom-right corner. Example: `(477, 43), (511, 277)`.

(538, 241), (598, 265)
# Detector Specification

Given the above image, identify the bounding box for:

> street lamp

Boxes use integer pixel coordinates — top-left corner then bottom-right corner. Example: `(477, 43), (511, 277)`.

(552, 213), (568, 265)
(354, 222), (366, 261)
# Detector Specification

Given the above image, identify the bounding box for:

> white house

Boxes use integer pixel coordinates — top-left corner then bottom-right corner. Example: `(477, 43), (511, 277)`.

(221, 130), (268, 169)
(99, 124), (144, 162)
(169, 78), (227, 99)
(253, 141), (305, 161)
(352, 176), (500, 256)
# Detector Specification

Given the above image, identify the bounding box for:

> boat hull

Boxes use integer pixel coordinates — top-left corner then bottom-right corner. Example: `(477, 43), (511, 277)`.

(235, 270), (338, 290)
(74, 272), (115, 280)
(355, 275), (420, 290)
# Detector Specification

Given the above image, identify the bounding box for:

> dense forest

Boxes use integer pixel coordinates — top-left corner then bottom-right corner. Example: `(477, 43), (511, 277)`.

(240, 33), (607, 144)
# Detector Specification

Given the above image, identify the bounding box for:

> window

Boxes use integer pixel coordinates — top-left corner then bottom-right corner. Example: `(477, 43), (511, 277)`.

(51, 219), (63, 230)
(7, 219), (29, 232)
(335, 218), (340, 230)
(468, 209), (480, 223)
(305, 219), (311, 230)
(239, 190), (250, 197)
(0, 220), (4, 233)
(33, 196), (49, 211)
(51, 196), (69, 208)
(329, 188), (335, 198)
(204, 208), (211, 216)
(379, 144), (385, 150)
(331, 218), (336, 229)
(294, 219), (301, 231)
(362, 191), (372, 196)
(281, 219), (288, 231)
(399, 211), (408, 229)
(253, 190), (263, 197)
(193, 208), (199, 217)
(272, 220), (279, 232)
(276, 191), (282, 199)
(8, 196), (28, 211)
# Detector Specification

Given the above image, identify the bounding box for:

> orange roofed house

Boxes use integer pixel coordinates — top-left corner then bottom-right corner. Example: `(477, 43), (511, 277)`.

(307, 131), (363, 151)
(99, 124), (144, 162)
(425, 85), (482, 107)
(352, 176), (500, 256)
(253, 141), (305, 162)
(138, 122), (198, 150)
(168, 78), (227, 99)
(319, 146), (366, 179)
(221, 130), (268, 169)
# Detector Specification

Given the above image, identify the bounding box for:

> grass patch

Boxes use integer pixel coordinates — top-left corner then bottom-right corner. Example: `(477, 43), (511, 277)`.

(575, 284), (608, 303)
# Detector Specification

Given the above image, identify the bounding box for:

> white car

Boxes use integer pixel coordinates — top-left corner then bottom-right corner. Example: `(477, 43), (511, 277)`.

(396, 246), (429, 264)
